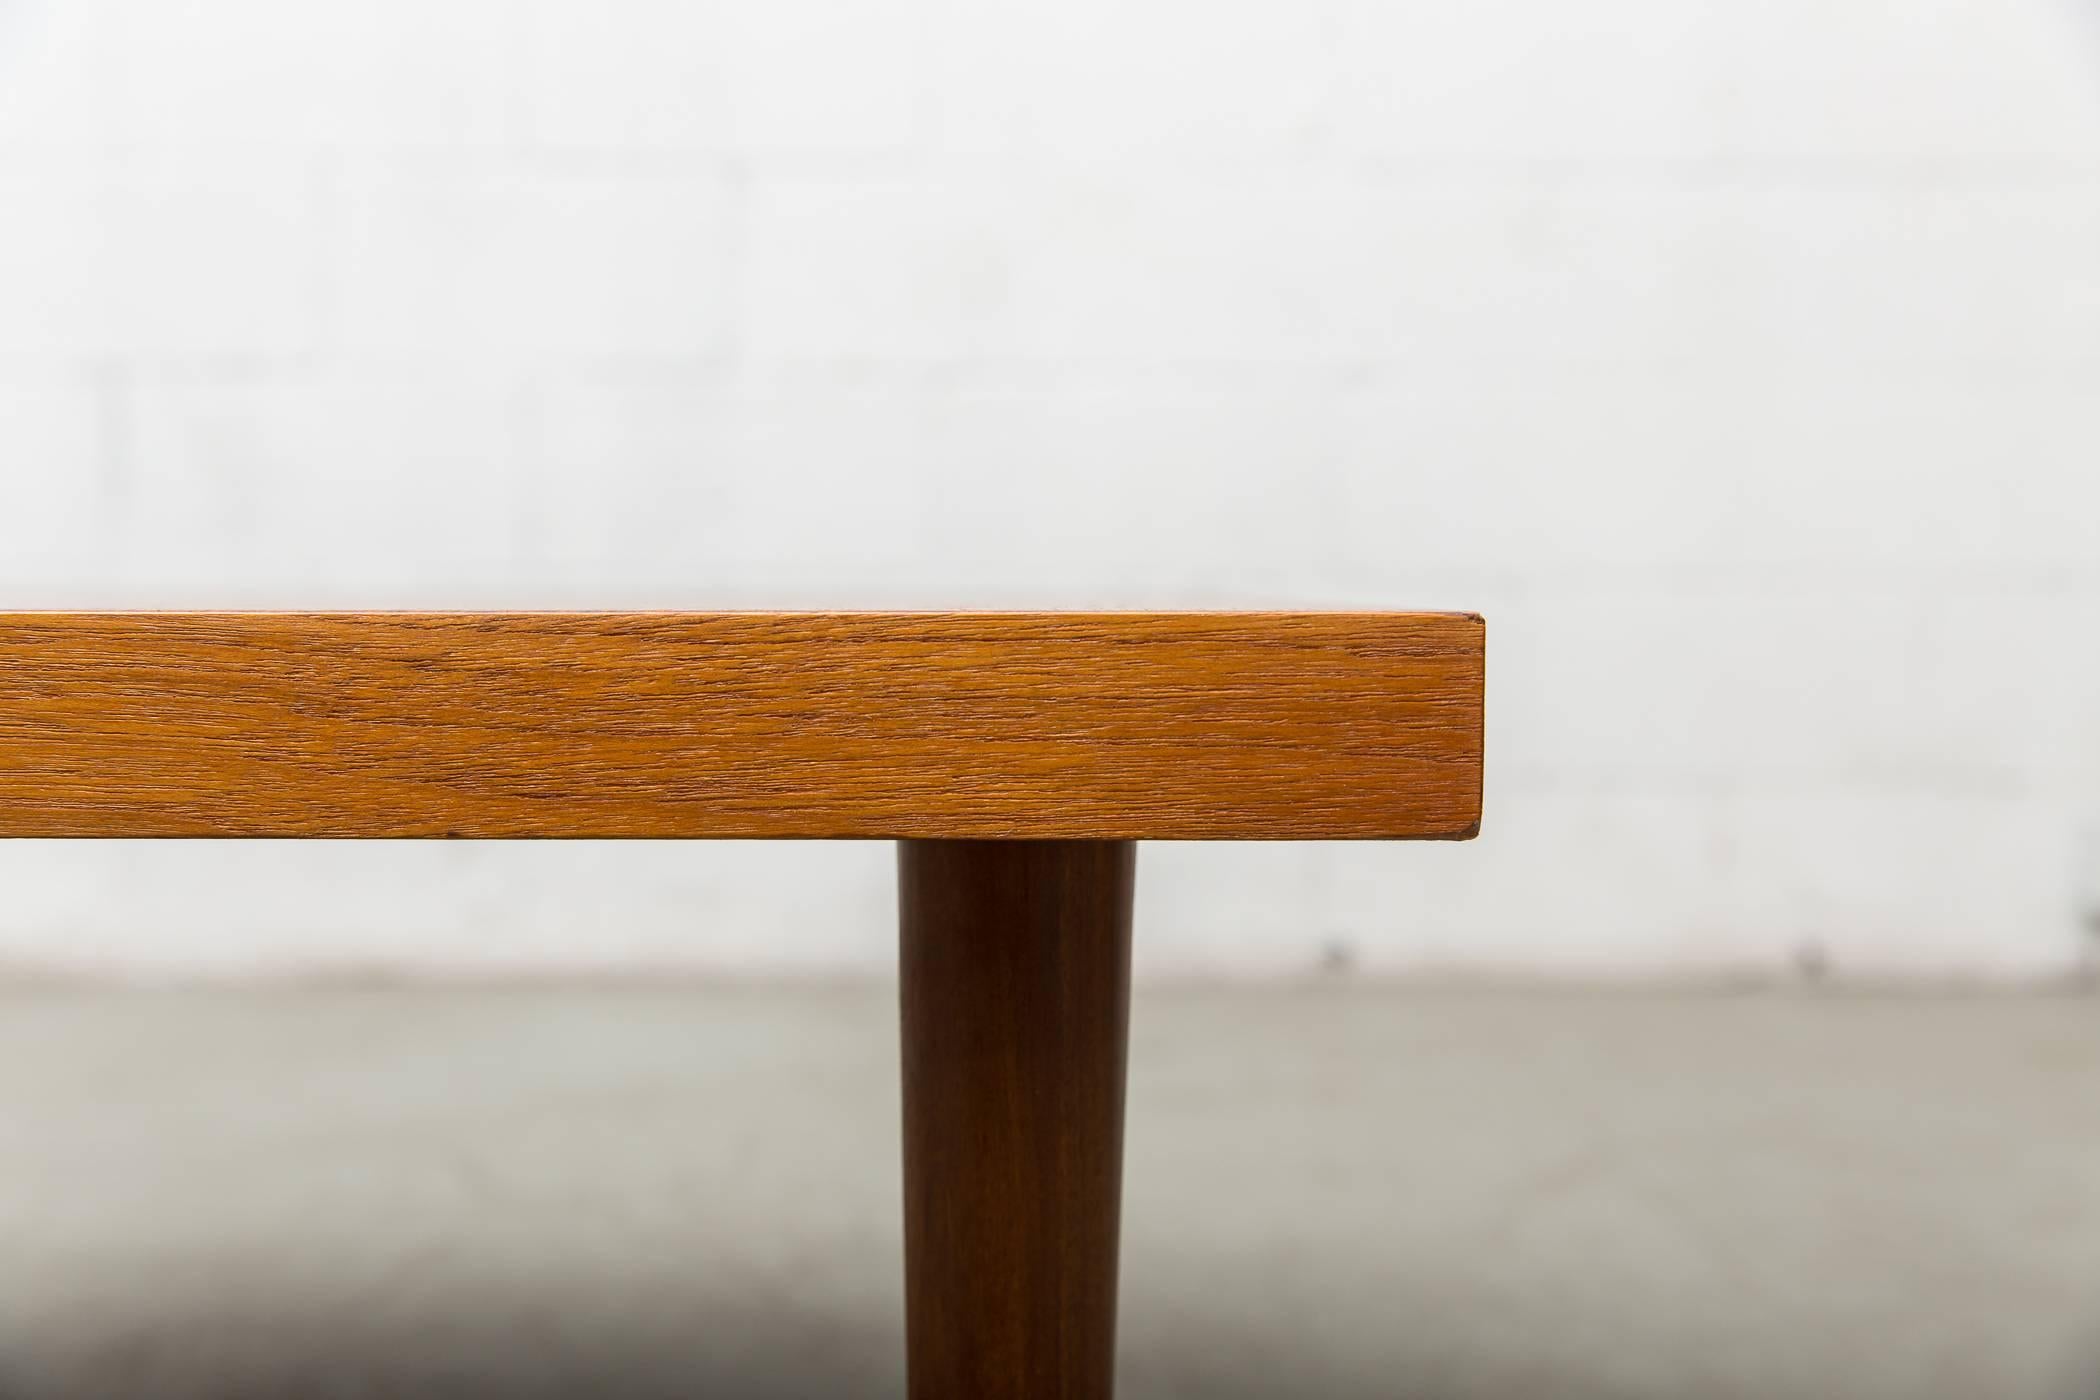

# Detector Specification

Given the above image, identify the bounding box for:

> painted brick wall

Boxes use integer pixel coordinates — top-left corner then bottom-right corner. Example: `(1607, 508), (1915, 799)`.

(2, 0), (2098, 977)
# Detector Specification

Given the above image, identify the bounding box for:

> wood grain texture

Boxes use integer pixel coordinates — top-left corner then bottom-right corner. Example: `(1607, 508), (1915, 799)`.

(0, 611), (1483, 840)
(900, 839), (1134, 1400)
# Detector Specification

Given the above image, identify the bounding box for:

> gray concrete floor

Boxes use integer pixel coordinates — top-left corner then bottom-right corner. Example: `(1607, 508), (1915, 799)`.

(0, 984), (2096, 1399)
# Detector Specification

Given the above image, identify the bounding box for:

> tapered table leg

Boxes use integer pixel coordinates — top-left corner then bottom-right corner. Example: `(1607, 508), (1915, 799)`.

(899, 838), (1136, 1400)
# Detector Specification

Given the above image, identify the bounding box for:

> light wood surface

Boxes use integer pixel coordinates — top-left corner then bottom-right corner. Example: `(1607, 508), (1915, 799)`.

(0, 611), (1483, 840)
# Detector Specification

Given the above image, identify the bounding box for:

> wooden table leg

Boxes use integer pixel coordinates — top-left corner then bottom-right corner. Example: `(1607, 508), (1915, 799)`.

(899, 838), (1136, 1400)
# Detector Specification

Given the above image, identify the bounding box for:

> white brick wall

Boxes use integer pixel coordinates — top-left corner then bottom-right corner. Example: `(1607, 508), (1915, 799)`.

(0, 0), (2097, 979)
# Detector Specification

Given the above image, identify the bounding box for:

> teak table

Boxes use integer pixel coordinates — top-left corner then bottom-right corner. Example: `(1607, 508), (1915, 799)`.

(0, 611), (1486, 1400)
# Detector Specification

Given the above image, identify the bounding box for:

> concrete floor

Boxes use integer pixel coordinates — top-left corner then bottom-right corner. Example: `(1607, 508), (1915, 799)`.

(0, 985), (2096, 1400)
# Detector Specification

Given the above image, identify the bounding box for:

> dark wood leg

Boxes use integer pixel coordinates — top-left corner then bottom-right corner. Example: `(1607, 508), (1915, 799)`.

(899, 838), (1136, 1400)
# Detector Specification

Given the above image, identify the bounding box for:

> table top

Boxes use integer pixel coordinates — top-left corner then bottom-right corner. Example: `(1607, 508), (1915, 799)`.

(0, 612), (1483, 841)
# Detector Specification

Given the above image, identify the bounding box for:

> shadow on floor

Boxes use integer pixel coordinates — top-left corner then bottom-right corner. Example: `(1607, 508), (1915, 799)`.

(17, 1317), (2100, 1400)
(11, 1277), (2100, 1400)
(1, 1300), (895, 1400)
